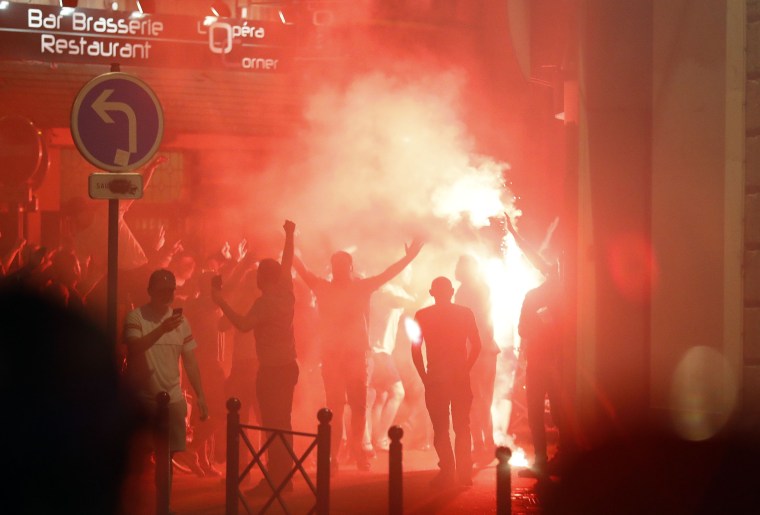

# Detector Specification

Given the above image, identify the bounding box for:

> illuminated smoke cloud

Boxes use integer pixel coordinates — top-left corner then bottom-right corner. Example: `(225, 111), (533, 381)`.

(189, 6), (542, 448)
(211, 69), (516, 284)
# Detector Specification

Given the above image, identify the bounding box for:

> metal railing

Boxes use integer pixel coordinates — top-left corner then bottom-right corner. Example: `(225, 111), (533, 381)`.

(153, 393), (517, 515)
(225, 398), (332, 515)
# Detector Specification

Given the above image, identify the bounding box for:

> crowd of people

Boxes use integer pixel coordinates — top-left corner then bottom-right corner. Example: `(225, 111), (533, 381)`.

(0, 159), (569, 510)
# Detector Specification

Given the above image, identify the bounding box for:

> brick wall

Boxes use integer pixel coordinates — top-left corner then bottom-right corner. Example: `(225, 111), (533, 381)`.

(744, 0), (760, 418)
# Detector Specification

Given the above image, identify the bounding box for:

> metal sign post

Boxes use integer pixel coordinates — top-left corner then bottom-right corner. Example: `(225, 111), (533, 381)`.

(70, 64), (163, 346)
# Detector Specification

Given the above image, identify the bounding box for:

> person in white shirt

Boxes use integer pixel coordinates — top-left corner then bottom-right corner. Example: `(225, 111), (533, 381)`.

(123, 268), (208, 506)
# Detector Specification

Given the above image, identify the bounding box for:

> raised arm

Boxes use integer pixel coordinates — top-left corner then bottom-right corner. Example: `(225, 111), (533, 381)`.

(292, 255), (325, 292)
(505, 215), (553, 277)
(282, 220), (295, 277)
(364, 238), (424, 291)
(122, 154), (168, 212)
(223, 250), (257, 292)
(1, 237), (26, 276)
(211, 278), (255, 332)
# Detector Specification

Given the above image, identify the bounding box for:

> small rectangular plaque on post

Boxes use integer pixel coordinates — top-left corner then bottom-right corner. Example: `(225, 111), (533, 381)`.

(88, 172), (143, 200)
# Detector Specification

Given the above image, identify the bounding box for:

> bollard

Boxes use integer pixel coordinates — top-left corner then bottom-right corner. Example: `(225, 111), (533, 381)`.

(316, 408), (333, 515)
(496, 447), (512, 515)
(226, 398), (241, 515)
(155, 391), (171, 515)
(388, 425), (404, 515)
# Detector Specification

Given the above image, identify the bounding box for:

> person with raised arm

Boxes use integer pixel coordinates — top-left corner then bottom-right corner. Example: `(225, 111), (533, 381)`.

(505, 214), (556, 277)
(212, 220), (299, 496)
(293, 238), (424, 472)
(508, 213), (571, 477)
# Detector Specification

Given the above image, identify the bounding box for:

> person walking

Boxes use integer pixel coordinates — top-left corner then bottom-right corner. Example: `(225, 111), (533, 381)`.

(123, 268), (209, 511)
(412, 276), (481, 487)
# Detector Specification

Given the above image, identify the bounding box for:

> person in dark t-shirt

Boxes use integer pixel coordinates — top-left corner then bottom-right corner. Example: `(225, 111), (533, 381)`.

(412, 276), (481, 487)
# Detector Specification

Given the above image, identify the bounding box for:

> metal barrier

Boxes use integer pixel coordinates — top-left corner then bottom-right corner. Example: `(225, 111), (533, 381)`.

(226, 398), (332, 515)
(496, 446), (512, 515)
(155, 391), (171, 515)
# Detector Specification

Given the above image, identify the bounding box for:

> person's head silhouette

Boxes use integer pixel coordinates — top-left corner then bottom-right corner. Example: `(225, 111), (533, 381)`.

(257, 258), (282, 292)
(429, 276), (454, 303)
(330, 250), (353, 281)
(455, 254), (479, 283)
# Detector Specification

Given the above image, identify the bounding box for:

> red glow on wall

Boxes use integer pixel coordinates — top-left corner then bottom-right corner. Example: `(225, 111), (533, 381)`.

(607, 233), (658, 303)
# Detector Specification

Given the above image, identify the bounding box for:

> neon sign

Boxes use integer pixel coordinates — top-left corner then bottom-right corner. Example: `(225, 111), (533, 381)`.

(0, 3), (295, 72)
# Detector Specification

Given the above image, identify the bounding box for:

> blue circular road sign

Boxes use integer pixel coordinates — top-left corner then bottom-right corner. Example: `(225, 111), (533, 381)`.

(71, 72), (163, 172)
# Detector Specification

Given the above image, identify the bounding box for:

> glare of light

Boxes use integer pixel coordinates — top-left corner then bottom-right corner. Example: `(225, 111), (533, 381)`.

(432, 167), (508, 227)
(61, 6), (75, 15)
(203, 16), (218, 26)
(670, 346), (737, 441)
(482, 233), (543, 355)
(492, 398), (514, 447)
(481, 228), (544, 446)
(241, 7), (248, 18)
(607, 232), (658, 302)
(433, 158), (540, 449)
(555, 111), (565, 121)
(111, 1), (119, 10)
(404, 317), (421, 346)
(509, 447), (529, 468)
(0, 2), (9, 10)
(131, 11), (145, 18)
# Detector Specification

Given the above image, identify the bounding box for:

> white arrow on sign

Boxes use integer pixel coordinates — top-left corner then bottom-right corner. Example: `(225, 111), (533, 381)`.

(92, 89), (137, 168)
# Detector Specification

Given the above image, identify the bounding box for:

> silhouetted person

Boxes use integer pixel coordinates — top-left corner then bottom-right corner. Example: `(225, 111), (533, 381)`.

(222, 265), (262, 433)
(212, 220), (299, 495)
(392, 288), (434, 452)
(1, 279), (142, 514)
(518, 265), (565, 475)
(505, 214), (571, 475)
(123, 268), (209, 511)
(44, 248), (85, 311)
(293, 238), (423, 471)
(169, 250), (201, 306)
(3, 242), (48, 290)
(454, 254), (499, 465)
(181, 270), (226, 477)
(412, 276), (481, 487)
(0, 231), (26, 276)
(366, 281), (415, 452)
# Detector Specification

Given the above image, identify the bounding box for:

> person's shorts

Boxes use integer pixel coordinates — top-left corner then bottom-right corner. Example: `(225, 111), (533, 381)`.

(370, 352), (401, 392)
